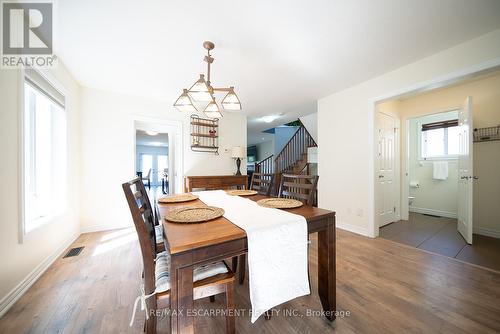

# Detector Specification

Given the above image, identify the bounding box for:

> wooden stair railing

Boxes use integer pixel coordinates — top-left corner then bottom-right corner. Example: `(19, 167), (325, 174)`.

(274, 125), (316, 174)
(273, 125), (317, 197)
(255, 154), (274, 174)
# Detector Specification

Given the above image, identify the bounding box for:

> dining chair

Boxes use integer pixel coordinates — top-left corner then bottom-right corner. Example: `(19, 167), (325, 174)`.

(249, 172), (275, 196)
(278, 173), (319, 206)
(141, 168), (152, 190)
(123, 178), (235, 334)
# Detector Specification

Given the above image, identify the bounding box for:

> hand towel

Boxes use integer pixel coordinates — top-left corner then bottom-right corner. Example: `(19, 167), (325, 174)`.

(433, 161), (448, 180)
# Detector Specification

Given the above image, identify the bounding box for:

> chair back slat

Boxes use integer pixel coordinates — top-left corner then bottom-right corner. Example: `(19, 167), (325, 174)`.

(122, 178), (157, 294)
(250, 173), (275, 196)
(278, 173), (319, 206)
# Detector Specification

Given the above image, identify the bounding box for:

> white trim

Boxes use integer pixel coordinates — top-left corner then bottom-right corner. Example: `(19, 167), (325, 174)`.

(336, 221), (372, 238)
(131, 115), (184, 194)
(18, 69), (26, 244)
(371, 57), (500, 239)
(0, 232), (80, 318)
(473, 227), (500, 239)
(409, 206), (457, 219)
(372, 57), (500, 103)
(18, 68), (69, 243)
(80, 224), (132, 234)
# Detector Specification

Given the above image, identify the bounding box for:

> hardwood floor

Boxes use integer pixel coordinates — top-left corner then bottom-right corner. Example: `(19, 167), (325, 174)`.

(1, 227), (500, 333)
(380, 213), (500, 271)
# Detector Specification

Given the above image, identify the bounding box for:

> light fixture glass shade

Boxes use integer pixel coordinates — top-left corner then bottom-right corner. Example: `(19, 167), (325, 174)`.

(221, 87), (241, 110)
(188, 74), (213, 102)
(203, 97), (222, 118)
(173, 89), (197, 112)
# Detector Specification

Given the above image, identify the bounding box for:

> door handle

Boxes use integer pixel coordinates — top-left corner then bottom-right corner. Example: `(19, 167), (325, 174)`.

(472, 176), (479, 180)
(378, 175), (384, 178)
(460, 176), (469, 180)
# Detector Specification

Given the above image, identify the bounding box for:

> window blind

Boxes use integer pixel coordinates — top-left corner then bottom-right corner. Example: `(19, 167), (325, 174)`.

(421, 119), (458, 131)
(24, 68), (65, 108)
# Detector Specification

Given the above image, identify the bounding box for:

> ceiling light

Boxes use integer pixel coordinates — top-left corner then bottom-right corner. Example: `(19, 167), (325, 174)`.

(173, 89), (197, 112)
(204, 97), (223, 118)
(221, 86), (241, 110)
(174, 41), (242, 117)
(145, 130), (158, 136)
(260, 115), (280, 123)
(188, 74), (212, 102)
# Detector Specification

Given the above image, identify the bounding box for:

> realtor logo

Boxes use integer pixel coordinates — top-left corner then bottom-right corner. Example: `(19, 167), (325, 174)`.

(1, 1), (56, 68)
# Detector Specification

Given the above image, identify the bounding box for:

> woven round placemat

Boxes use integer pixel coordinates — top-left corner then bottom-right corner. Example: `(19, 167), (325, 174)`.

(158, 193), (199, 204)
(164, 206), (224, 223)
(226, 189), (258, 196)
(257, 198), (303, 209)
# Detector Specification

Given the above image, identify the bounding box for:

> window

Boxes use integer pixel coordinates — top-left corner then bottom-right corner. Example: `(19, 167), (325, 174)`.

(420, 119), (459, 160)
(23, 70), (67, 234)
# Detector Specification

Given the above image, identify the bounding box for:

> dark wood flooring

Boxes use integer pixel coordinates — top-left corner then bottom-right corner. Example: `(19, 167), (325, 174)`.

(380, 212), (500, 272)
(1, 227), (500, 333)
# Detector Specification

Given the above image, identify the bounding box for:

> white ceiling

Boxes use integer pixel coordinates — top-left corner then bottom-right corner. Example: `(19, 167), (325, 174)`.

(56, 0), (500, 144)
(136, 130), (168, 147)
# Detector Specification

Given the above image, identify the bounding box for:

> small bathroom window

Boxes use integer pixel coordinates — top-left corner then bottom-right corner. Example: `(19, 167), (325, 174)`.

(419, 116), (459, 160)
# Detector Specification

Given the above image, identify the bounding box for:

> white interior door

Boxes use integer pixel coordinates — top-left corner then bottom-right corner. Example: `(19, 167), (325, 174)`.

(457, 97), (473, 244)
(377, 112), (396, 227)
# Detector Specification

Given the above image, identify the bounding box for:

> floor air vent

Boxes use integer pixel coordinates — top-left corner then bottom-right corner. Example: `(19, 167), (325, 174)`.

(422, 214), (442, 218)
(63, 246), (84, 258)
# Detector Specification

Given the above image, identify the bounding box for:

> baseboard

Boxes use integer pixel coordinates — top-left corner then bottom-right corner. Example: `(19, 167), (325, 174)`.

(474, 227), (500, 239)
(336, 221), (371, 237)
(0, 232), (80, 318)
(80, 223), (132, 234)
(409, 206), (457, 219)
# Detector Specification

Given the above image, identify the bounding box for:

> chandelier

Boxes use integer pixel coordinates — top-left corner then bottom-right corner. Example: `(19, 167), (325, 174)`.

(173, 41), (242, 118)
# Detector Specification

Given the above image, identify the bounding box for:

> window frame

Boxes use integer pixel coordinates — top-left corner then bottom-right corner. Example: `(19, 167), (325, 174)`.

(417, 118), (459, 161)
(18, 69), (68, 243)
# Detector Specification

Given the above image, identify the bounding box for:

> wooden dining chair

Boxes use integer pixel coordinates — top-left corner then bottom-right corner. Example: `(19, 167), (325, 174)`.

(141, 168), (152, 189)
(278, 173), (319, 206)
(123, 178), (235, 334)
(249, 173), (275, 196)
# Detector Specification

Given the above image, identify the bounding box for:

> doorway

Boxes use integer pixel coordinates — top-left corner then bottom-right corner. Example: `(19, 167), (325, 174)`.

(133, 118), (183, 196)
(374, 68), (500, 271)
(136, 130), (169, 189)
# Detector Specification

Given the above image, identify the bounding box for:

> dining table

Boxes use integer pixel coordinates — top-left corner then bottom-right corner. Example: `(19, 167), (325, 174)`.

(158, 194), (336, 334)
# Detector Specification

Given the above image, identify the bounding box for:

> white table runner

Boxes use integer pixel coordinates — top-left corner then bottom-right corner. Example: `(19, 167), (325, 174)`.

(194, 190), (310, 323)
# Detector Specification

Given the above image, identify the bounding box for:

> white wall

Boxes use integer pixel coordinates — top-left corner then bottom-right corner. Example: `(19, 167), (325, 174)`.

(80, 87), (247, 232)
(256, 140), (274, 160)
(0, 63), (81, 312)
(408, 112), (459, 218)
(299, 112), (318, 144)
(318, 28), (500, 237)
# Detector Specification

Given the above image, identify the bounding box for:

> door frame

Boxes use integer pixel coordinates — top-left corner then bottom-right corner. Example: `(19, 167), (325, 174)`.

(401, 108), (461, 221)
(132, 116), (183, 194)
(369, 57), (500, 238)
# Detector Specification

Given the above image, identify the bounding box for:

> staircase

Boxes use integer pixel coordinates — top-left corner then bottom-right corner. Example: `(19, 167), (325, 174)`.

(255, 124), (317, 196)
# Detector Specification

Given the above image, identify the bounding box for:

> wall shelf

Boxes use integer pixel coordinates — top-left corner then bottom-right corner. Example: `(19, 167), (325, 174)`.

(474, 125), (500, 143)
(191, 133), (218, 138)
(190, 115), (219, 154)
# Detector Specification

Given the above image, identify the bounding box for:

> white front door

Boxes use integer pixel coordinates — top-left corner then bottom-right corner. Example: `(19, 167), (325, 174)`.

(457, 97), (473, 244)
(377, 112), (396, 227)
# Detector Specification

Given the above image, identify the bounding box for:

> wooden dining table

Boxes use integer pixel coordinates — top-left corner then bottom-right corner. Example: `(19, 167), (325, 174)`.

(158, 194), (336, 334)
